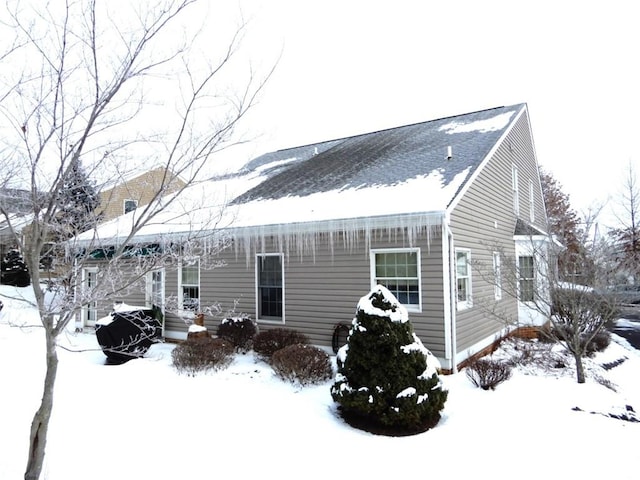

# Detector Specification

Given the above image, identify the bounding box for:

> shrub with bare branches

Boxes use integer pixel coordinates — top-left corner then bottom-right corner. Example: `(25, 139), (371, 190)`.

(466, 358), (512, 390)
(172, 337), (234, 376)
(270, 344), (333, 385)
(253, 328), (309, 360)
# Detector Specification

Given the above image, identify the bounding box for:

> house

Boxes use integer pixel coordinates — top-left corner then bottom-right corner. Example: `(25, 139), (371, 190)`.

(97, 167), (186, 223)
(0, 188), (33, 263)
(77, 103), (551, 372)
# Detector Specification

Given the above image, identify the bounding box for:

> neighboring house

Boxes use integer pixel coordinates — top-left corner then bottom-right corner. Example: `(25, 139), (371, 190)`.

(0, 188), (32, 264)
(97, 167), (186, 223)
(78, 103), (551, 371)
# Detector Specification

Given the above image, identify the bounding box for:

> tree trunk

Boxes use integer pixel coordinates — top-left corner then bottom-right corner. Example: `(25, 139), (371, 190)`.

(24, 329), (58, 480)
(574, 352), (586, 384)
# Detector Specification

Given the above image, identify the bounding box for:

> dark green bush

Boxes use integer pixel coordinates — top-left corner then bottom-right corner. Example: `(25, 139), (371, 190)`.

(171, 337), (234, 376)
(216, 316), (257, 353)
(253, 328), (309, 359)
(271, 343), (333, 385)
(466, 358), (512, 390)
(331, 286), (447, 436)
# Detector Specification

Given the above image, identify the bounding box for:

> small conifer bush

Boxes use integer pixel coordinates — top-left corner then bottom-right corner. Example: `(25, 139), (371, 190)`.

(465, 358), (512, 390)
(216, 316), (257, 353)
(331, 285), (447, 436)
(171, 337), (234, 376)
(253, 328), (309, 360)
(271, 344), (333, 385)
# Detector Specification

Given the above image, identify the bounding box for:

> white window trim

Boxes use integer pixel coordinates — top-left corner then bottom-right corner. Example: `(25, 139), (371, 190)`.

(512, 164), (519, 215)
(123, 198), (138, 214)
(529, 180), (535, 222)
(146, 268), (165, 309)
(493, 252), (502, 301)
(370, 248), (422, 312)
(81, 267), (99, 326)
(455, 248), (473, 310)
(255, 253), (285, 324)
(178, 258), (200, 315)
(517, 255), (536, 304)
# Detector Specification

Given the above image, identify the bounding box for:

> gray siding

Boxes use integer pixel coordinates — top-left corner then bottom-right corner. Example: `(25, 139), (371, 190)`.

(162, 228), (447, 358)
(449, 111), (545, 353)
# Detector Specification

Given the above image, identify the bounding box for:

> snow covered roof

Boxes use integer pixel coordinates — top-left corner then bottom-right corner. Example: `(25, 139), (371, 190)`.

(81, 104), (525, 248)
(0, 188), (32, 214)
(235, 104), (522, 205)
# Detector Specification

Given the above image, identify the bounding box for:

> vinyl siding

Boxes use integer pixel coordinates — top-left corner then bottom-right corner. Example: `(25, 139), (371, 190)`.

(161, 228), (447, 358)
(98, 168), (186, 223)
(449, 111), (545, 354)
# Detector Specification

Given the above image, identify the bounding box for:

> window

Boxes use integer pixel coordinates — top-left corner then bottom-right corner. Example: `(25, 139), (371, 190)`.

(372, 249), (420, 309)
(180, 259), (200, 311)
(146, 269), (164, 308)
(512, 164), (519, 215)
(518, 256), (535, 302)
(529, 180), (535, 222)
(82, 268), (98, 325)
(124, 199), (138, 214)
(257, 254), (283, 320)
(456, 249), (472, 309)
(493, 252), (502, 301)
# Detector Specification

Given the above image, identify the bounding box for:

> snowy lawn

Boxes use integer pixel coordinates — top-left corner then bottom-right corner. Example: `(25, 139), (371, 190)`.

(1, 286), (640, 480)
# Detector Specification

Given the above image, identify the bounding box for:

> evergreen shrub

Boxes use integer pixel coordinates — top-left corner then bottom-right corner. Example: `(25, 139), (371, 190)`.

(216, 316), (257, 353)
(1, 249), (31, 287)
(331, 285), (447, 436)
(171, 337), (233, 376)
(253, 328), (309, 359)
(271, 344), (333, 385)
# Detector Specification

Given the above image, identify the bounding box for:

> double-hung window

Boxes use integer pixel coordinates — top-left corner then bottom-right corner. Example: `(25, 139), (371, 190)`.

(456, 249), (472, 309)
(518, 255), (535, 302)
(180, 258), (200, 312)
(372, 249), (420, 310)
(257, 254), (284, 321)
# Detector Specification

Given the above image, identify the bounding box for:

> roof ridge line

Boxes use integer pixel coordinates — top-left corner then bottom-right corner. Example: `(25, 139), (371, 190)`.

(272, 104), (522, 154)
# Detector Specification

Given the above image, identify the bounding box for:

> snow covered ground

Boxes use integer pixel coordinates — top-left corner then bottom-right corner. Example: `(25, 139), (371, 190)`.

(1, 285), (640, 480)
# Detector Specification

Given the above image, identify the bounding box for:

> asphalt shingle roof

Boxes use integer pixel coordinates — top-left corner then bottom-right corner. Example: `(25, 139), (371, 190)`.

(233, 104), (524, 207)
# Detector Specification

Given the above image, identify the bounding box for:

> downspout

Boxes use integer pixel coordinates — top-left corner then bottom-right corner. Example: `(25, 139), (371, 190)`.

(444, 218), (458, 373)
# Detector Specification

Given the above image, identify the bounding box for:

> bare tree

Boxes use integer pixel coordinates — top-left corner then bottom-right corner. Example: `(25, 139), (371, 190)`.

(477, 234), (618, 384)
(0, 1), (271, 479)
(609, 162), (640, 284)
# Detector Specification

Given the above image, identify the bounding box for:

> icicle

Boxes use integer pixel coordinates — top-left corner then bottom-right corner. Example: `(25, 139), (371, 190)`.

(229, 211), (443, 266)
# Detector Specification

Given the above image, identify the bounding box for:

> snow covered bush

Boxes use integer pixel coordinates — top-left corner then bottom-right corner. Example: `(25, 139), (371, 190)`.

(171, 337), (234, 376)
(253, 328), (309, 360)
(331, 285), (447, 435)
(270, 344), (333, 385)
(216, 316), (257, 353)
(465, 358), (512, 390)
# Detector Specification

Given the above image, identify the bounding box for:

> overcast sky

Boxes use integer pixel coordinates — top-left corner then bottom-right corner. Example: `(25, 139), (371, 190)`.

(215, 0), (639, 229)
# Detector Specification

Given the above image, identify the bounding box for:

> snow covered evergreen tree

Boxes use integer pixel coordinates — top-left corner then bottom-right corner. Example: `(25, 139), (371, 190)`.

(57, 158), (100, 237)
(331, 285), (447, 435)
